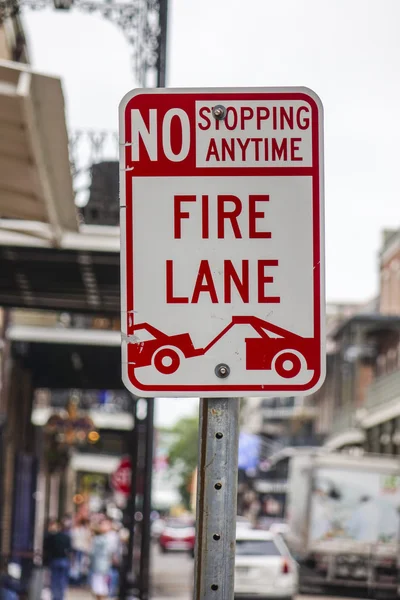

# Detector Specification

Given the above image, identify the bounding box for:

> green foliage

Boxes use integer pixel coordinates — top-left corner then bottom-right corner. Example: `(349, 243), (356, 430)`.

(167, 414), (199, 507)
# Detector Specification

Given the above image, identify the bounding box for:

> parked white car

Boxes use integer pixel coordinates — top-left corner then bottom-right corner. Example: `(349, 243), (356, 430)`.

(234, 529), (298, 599)
(269, 522), (290, 537)
(151, 518), (166, 540)
(236, 516), (253, 531)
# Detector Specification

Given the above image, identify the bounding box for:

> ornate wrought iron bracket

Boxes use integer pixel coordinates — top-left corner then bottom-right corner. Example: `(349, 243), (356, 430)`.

(68, 129), (118, 212)
(0, 0), (167, 86)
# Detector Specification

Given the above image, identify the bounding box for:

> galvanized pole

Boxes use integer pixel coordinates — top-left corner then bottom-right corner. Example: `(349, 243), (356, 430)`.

(139, 397), (154, 600)
(194, 398), (240, 600)
(119, 398), (138, 600)
(156, 0), (168, 88)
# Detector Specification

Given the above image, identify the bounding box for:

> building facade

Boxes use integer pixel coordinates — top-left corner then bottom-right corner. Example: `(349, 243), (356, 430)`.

(239, 394), (320, 522)
(314, 230), (400, 456)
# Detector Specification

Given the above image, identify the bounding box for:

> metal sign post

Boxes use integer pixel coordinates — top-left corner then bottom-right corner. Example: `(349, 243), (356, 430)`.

(119, 399), (138, 600)
(139, 397), (154, 600)
(194, 398), (240, 600)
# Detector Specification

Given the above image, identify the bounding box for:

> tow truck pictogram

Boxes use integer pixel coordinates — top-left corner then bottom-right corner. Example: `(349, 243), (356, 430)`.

(127, 316), (316, 378)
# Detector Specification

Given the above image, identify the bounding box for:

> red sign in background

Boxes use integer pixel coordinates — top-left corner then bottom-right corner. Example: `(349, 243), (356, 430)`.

(111, 457), (132, 496)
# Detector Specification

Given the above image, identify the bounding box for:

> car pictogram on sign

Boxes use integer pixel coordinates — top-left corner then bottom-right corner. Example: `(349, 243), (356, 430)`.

(127, 316), (316, 379)
(127, 323), (202, 375)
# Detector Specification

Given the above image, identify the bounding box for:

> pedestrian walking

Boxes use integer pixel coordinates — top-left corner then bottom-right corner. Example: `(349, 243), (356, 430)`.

(106, 521), (122, 598)
(43, 519), (72, 600)
(90, 519), (115, 600)
(71, 518), (92, 585)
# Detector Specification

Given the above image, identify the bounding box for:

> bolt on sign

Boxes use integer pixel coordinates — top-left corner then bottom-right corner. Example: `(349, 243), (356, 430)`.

(119, 88), (325, 398)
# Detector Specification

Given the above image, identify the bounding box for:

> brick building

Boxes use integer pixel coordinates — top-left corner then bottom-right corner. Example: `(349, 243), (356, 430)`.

(380, 229), (400, 314)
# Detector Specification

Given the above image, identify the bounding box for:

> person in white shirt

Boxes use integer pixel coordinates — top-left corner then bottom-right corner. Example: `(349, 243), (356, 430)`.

(91, 520), (115, 600)
(106, 522), (122, 598)
(71, 519), (92, 584)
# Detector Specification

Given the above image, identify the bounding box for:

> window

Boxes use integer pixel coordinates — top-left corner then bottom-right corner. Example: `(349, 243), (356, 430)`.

(236, 539), (280, 556)
(261, 397), (295, 409)
(376, 354), (386, 377)
(387, 348), (397, 373)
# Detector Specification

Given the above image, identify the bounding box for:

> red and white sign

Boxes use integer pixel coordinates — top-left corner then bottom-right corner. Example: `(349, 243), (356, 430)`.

(111, 457), (131, 496)
(119, 88), (325, 398)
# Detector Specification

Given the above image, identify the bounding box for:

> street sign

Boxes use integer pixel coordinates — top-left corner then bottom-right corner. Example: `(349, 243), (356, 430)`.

(111, 457), (131, 496)
(120, 87), (325, 398)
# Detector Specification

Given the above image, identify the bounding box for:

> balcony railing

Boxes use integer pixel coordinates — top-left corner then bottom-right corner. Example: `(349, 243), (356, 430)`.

(34, 388), (133, 414)
(366, 369), (400, 410)
(261, 405), (317, 420)
(261, 398), (317, 421)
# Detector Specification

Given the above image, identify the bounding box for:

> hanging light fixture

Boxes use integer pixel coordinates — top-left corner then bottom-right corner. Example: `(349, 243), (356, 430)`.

(44, 394), (98, 447)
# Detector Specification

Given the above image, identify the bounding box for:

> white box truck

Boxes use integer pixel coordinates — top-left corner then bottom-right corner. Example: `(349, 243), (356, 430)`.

(285, 451), (400, 597)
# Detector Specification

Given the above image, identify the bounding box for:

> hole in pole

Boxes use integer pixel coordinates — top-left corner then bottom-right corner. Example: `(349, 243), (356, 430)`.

(215, 432), (223, 439)
(214, 482), (222, 490)
(213, 534), (221, 541)
(211, 584), (219, 591)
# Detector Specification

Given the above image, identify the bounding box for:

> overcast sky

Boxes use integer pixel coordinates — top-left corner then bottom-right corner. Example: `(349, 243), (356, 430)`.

(21, 0), (400, 424)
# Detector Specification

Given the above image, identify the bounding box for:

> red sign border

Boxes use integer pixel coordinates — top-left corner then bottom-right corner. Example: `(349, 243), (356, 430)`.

(120, 88), (325, 396)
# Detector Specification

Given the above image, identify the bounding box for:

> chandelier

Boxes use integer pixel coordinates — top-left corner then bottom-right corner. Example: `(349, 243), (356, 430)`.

(44, 395), (99, 472)
(44, 395), (98, 447)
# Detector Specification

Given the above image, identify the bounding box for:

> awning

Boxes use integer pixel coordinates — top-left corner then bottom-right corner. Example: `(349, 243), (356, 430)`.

(0, 223), (120, 314)
(31, 407), (134, 431)
(0, 60), (78, 239)
(70, 453), (121, 475)
(361, 396), (400, 429)
(8, 325), (123, 389)
(324, 428), (365, 450)
(8, 324), (120, 346)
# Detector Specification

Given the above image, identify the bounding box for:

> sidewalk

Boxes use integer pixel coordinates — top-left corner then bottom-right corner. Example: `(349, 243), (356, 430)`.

(66, 586), (189, 600)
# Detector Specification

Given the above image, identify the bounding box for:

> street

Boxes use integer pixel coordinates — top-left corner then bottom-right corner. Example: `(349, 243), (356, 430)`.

(150, 545), (366, 600)
(151, 543), (194, 599)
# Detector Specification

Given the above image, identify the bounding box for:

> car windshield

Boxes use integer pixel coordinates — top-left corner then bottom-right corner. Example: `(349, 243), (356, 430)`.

(135, 329), (157, 342)
(236, 539), (281, 556)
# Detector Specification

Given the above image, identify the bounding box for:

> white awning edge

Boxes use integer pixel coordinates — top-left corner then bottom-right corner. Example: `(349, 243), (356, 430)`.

(361, 396), (400, 429)
(0, 220), (120, 252)
(7, 325), (121, 346)
(31, 407), (133, 431)
(70, 453), (121, 474)
(324, 428), (365, 450)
